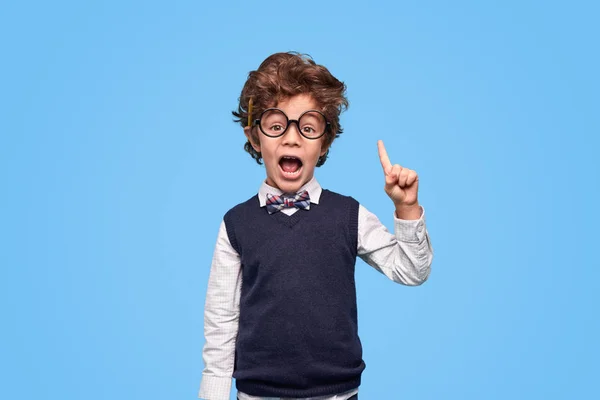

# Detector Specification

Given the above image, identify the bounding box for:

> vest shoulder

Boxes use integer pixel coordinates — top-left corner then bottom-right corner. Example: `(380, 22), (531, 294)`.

(224, 195), (260, 218)
(321, 189), (359, 206)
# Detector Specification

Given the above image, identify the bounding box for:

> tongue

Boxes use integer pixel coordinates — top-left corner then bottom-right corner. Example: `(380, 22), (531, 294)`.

(281, 158), (301, 172)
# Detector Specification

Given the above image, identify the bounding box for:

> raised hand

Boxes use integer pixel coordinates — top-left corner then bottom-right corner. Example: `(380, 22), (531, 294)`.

(378, 140), (419, 209)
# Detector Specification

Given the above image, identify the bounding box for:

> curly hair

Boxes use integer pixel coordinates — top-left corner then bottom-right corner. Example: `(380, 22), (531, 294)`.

(232, 52), (348, 167)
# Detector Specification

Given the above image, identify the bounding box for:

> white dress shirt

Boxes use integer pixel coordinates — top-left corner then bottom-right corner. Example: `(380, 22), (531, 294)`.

(199, 177), (433, 400)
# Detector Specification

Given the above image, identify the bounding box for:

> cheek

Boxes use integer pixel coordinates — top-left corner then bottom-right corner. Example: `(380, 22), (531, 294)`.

(261, 144), (278, 164)
(306, 148), (323, 165)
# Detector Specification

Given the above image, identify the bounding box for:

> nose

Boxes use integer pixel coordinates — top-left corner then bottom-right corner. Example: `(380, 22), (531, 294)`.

(282, 121), (302, 146)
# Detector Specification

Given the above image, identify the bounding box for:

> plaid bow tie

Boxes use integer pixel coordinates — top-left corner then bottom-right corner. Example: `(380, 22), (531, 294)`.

(265, 190), (311, 214)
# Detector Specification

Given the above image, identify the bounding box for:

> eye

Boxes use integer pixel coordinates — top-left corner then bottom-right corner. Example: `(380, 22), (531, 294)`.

(302, 126), (315, 133)
(270, 124), (284, 131)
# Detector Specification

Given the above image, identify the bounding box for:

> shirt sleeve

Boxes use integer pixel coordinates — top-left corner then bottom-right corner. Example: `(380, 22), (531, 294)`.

(357, 204), (433, 285)
(198, 220), (242, 400)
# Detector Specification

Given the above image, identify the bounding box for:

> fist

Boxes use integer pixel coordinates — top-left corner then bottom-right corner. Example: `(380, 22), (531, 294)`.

(378, 140), (419, 207)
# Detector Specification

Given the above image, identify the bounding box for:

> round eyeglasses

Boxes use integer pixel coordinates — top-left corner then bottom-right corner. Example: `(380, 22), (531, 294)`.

(253, 108), (330, 140)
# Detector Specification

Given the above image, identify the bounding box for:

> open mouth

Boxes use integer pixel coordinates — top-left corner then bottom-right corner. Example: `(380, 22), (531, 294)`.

(279, 156), (303, 178)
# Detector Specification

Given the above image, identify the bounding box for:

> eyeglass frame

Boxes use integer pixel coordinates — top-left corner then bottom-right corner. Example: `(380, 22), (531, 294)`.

(252, 108), (331, 140)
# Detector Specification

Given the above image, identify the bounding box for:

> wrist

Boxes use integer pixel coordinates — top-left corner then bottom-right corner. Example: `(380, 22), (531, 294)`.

(394, 203), (421, 220)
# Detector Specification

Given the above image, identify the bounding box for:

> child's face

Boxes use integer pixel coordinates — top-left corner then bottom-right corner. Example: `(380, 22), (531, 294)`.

(245, 94), (329, 194)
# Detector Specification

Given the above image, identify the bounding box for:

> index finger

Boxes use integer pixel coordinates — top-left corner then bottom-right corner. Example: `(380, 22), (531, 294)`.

(377, 140), (392, 173)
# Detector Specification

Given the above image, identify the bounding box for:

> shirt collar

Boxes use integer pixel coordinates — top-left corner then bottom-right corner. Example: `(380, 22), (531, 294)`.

(258, 176), (322, 207)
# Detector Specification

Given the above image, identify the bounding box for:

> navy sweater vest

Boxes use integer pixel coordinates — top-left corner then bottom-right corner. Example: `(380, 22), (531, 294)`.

(223, 189), (366, 398)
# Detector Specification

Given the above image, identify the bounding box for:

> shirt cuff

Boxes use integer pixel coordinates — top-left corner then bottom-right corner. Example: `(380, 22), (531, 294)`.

(198, 374), (232, 400)
(394, 205), (427, 243)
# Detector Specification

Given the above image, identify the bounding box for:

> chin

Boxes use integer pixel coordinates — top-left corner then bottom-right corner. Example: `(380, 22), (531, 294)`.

(279, 181), (304, 194)
(267, 171), (311, 194)
(268, 177), (300, 193)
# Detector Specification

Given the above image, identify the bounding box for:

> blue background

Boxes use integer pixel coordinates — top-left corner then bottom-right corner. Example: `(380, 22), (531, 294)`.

(2, 1), (598, 399)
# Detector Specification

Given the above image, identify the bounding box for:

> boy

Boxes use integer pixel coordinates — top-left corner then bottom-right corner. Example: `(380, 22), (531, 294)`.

(199, 52), (433, 400)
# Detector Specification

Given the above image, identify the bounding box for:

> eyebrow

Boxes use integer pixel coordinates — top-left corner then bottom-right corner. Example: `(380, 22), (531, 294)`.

(265, 108), (323, 118)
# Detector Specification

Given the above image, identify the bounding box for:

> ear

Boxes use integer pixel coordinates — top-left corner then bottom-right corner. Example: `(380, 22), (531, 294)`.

(244, 126), (261, 152)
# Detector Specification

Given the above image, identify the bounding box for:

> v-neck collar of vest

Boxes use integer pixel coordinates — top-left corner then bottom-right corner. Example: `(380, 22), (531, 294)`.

(271, 207), (307, 228)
